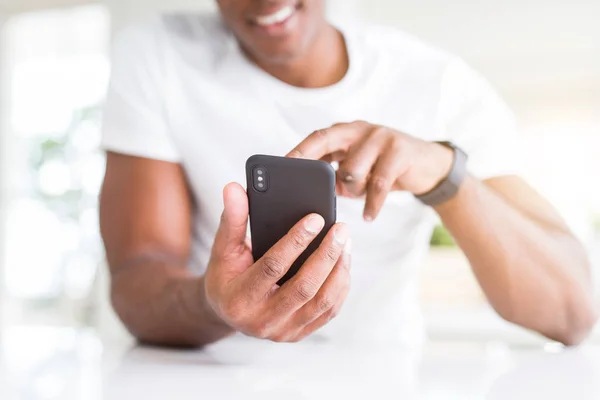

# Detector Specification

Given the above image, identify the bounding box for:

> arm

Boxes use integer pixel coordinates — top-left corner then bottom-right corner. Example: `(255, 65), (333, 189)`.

(100, 152), (234, 347)
(436, 174), (597, 345)
(288, 121), (598, 346)
(100, 152), (352, 348)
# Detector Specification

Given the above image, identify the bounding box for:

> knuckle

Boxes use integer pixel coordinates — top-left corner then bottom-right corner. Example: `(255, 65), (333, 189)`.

(274, 294), (295, 315)
(249, 322), (273, 340)
(372, 126), (388, 137)
(288, 149), (303, 158)
(288, 229), (309, 250)
(339, 165), (366, 184)
(312, 129), (331, 150)
(370, 175), (390, 193)
(261, 256), (286, 279)
(286, 335), (303, 343)
(328, 306), (340, 320)
(271, 334), (297, 343)
(321, 245), (341, 263)
(294, 279), (319, 302)
(316, 294), (334, 313)
(313, 128), (328, 140)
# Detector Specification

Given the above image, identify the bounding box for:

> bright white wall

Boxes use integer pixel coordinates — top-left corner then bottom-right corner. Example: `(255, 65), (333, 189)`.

(0, 13), (8, 328)
(104, 0), (214, 32)
(360, 0), (600, 117)
(0, 0), (94, 13)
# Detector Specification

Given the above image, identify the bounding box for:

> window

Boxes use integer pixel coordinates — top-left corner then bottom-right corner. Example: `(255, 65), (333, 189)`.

(1, 5), (110, 326)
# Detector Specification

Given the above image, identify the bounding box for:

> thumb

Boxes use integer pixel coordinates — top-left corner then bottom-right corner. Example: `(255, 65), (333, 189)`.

(213, 182), (249, 259)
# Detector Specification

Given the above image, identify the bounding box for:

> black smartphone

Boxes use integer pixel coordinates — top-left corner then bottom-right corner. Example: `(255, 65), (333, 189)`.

(246, 155), (337, 286)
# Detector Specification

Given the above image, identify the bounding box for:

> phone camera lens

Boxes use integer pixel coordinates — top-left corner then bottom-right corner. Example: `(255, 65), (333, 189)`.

(254, 167), (268, 192)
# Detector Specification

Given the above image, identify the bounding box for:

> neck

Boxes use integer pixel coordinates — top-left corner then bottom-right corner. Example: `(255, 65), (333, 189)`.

(251, 25), (349, 89)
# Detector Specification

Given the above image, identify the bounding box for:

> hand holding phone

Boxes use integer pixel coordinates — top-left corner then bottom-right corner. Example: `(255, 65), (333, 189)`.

(203, 182), (351, 343)
(246, 155), (338, 285)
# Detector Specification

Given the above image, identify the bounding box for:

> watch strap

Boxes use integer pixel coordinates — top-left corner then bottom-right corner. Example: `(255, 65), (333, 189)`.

(416, 141), (468, 207)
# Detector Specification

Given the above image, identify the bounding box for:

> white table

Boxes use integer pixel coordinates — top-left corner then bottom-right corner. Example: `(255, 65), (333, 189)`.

(1, 326), (600, 400)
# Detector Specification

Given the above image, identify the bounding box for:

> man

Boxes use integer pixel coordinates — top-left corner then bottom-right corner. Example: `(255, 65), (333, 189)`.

(100, 0), (597, 348)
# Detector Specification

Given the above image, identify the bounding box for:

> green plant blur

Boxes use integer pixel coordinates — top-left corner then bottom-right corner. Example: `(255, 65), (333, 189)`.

(430, 224), (456, 247)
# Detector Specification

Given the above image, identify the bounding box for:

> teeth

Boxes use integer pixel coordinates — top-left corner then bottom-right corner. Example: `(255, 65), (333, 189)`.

(255, 5), (295, 26)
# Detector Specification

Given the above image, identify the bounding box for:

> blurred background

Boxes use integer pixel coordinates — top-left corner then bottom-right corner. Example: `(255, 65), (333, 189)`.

(0, 0), (598, 347)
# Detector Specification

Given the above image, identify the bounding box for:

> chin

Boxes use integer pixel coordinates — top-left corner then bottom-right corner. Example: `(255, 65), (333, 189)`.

(246, 28), (316, 65)
(253, 44), (308, 65)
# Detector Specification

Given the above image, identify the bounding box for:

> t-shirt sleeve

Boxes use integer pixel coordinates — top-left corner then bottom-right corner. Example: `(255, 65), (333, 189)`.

(437, 58), (524, 180)
(101, 21), (181, 163)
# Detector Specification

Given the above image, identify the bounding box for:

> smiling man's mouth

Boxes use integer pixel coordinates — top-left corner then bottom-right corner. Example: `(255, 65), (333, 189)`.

(255, 5), (297, 27)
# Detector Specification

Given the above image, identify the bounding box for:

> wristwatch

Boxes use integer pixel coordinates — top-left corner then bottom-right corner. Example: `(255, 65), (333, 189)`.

(416, 141), (468, 207)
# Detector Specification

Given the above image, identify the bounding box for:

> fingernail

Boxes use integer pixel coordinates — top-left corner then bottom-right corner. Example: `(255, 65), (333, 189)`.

(334, 225), (350, 245)
(343, 239), (352, 270)
(305, 214), (325, 234)
(344, 238), (352, 255)
(364, 215), (374, 223)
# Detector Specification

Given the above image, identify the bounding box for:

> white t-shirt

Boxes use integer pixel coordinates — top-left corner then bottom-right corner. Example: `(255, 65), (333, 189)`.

(102, 13), (521, 348)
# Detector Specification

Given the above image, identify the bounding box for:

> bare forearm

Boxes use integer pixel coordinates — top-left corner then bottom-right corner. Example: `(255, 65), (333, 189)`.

(436, 175), (597, 345)
(111, 261), (235, 347)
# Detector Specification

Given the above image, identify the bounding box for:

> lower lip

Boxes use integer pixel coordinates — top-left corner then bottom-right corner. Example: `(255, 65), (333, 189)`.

(252, 10), (299, 37)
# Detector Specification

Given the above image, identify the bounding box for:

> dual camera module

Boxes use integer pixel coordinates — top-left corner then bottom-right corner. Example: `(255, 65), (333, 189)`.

(253, 167), (269, 192)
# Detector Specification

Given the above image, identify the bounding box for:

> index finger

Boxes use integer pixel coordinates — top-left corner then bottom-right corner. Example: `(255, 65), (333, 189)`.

(287, 122), (364, 160)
